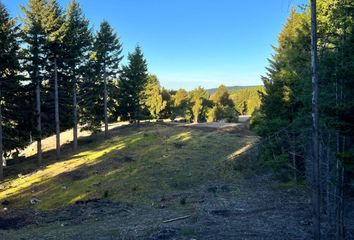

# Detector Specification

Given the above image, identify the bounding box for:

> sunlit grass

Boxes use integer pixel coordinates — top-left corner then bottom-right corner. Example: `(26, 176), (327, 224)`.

(0, 124), (258, 211)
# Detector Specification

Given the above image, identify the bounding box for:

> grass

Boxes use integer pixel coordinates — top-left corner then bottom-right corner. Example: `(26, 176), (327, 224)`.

(0, 123), (257, 212)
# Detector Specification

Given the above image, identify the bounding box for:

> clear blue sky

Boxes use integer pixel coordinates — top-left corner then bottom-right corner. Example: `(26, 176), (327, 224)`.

(3, 0), (306, 90)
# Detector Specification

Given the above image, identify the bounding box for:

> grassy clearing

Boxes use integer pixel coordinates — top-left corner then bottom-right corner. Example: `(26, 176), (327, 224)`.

(0, 123), (257, 212)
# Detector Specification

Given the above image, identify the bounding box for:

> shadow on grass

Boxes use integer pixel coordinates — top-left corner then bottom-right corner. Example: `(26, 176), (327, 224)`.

(0, 122), (256, 214)
(2, 123), (144, 181)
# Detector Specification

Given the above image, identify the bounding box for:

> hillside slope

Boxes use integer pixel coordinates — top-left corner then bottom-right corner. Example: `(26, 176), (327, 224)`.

(0, 123), (313, 239)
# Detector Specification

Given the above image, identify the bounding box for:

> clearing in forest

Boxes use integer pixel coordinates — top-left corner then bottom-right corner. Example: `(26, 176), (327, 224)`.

(0, 123), (312, 239)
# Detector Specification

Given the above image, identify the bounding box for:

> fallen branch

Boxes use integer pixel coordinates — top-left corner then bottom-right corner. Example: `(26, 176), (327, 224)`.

(162, 215), (190, 223)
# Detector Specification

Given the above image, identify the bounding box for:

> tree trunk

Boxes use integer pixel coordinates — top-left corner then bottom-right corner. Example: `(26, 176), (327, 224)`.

(292, 133), (297, 183)
(0, 99), (3, 180)
(310, 0), (321, 239)
(103, 68), (108, 138)
(54, 57), (60, 159)
(36, 70), (42, 165)
(73, 71), (78, 151)
(137, 105), (140, 126)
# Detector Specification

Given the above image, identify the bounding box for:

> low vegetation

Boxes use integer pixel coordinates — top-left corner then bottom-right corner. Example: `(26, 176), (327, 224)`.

(0, 124), (257, 211)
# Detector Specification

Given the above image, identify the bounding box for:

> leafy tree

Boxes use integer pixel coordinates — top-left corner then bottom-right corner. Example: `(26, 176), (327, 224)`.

(81, 21), (122, 134)
(229, 86), (264, 115)
(118, 46), (148, 123)
(242, 101), (248, 115)
(189, 87), (210, 123)
(160, 88), (174, 119)
(207, 85), (238, 122)
(172, 88), (189, 118)
(210, 85), (234, 107)
(63, 0), (92, 149)
(143, 75), (166, 119)
(207, 105), (238, 123)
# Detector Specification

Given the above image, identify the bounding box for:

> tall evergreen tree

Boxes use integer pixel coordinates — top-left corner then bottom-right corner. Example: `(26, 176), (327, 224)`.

(20, 0), (47, 165)
(0, 1), (23, 179)
(118, 46), (148, 123)
(63, 0), (92, 150)
(82, 21), (122, 135)
(42, 0), (66, 159)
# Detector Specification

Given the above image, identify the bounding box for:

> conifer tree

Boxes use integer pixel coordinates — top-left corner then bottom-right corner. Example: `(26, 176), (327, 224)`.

(63, 0), (92, 150)
(82, 21), (122, 136)
(0, 1), (23, 179)
(42, 0), (66, 159)
(118, 46), (148, 123)
(20, 0), (47, 165)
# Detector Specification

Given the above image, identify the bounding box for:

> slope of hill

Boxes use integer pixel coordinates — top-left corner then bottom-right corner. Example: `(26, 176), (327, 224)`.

(0, 123), (313, 239)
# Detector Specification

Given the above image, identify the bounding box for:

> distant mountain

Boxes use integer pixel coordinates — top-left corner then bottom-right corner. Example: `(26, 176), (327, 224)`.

(206, 85), (262, 94)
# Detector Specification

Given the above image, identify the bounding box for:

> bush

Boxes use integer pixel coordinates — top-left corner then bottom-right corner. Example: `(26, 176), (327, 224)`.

(207, 105), (239, 123)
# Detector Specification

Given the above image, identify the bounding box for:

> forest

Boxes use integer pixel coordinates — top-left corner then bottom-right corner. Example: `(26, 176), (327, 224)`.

(0, 0), (353, 239)
(0, 0), (264, 177)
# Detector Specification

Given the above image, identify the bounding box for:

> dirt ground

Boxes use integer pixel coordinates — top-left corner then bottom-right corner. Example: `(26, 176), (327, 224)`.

(1, 122), (353, 239)
(0, 174), (313, 240)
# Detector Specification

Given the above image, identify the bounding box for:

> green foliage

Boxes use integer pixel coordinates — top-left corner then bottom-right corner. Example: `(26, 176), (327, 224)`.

(172, 88), (189, 118)
(207, 105), (238, 123)
(81, 21), (123, 132)
(242, 101), (248, 115)
(210, 85), (234, 107)
(143, 75), (167, 119)
(229, 86), (264, 115)
(189, 87), (210, 123)
(252, 1), (354, 179)
(117, 46), (148, 122)
(206, 85), (238, 123)
(0, 2), (28, 152)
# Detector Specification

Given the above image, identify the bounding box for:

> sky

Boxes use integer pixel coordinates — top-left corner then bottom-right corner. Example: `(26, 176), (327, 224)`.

(3, 0), (307, 90)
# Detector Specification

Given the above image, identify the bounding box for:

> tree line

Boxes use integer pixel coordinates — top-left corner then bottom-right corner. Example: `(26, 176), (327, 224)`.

(0, 0), (251, 180)
(250, 1), (353, 237)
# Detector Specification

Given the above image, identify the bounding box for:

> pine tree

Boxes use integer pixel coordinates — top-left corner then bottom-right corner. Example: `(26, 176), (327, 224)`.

(118, 46), (148, 123)
(63, 0), (92, 150)
(42, 0), (66, 159)
(82, 21), (122, 135)
(20, 0), (47, 165)
(0, 1), (24, 179)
